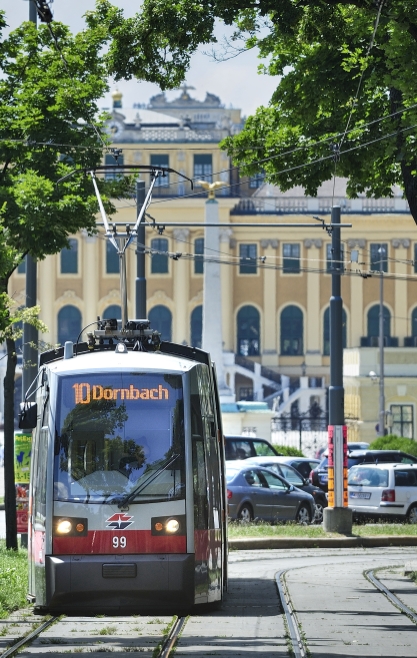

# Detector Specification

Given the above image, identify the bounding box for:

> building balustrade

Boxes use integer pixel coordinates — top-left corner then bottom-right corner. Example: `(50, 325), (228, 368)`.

(360, 336), (399, 347)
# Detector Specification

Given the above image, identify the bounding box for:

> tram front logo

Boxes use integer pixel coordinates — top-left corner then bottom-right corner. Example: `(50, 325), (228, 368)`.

(106, 513), (134, 530)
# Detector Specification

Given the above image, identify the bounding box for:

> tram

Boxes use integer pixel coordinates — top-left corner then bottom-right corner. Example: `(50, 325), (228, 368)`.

(19, 164), (227, 614)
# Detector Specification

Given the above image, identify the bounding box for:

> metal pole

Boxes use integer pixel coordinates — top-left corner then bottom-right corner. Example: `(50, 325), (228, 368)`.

(378, 248), (385, 437)
(324, 205), (351, 533)
(29, 0), (37, 24)
(136, 181), (146, 319)
(22, 4), (38, 402)
(329, 206), (344, 428)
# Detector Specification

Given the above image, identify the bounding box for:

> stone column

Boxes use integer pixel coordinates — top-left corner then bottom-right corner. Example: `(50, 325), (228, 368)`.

(39, 254), (56, 345)
(82, 231), (98, 324)
(392, 239), (409, 338)
(220, 228), (233, 351)
(202, 199), (233, 399)
(261, 239), (278, 364)
(173, 228), (190, 344)
(304, 239), (322, 365)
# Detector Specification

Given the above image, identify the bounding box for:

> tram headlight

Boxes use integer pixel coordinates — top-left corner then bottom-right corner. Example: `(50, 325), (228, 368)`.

(151, 515), (185, 536)
(53, 516), (88, 537)
(56, 519), (72, 534)
(165, 518), (180, 534)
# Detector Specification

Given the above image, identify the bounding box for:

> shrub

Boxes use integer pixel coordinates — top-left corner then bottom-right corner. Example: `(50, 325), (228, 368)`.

(369, 435), (417, 457)
(272, 444), (305, 457)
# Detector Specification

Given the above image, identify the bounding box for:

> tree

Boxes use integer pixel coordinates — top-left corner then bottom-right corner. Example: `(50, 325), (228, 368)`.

(89, 0), (417, 222)
(0, 13), (129, 548)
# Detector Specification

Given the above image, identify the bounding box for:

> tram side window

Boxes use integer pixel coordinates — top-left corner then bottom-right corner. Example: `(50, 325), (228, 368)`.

(197, 365), (214, 420)
(36, 428), (48, 521)
(192, 439), (208, 529)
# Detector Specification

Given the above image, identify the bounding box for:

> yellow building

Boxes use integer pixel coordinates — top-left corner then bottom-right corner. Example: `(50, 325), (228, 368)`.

(9, 89), (417, 441)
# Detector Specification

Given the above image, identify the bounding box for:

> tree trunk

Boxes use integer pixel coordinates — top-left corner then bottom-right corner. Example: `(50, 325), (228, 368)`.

(4, 336), (17, 550)
(390, 86), (417, 224)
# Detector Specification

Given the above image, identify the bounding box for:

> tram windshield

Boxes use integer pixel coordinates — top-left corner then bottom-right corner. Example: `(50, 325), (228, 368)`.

(54, 373), (185, 504)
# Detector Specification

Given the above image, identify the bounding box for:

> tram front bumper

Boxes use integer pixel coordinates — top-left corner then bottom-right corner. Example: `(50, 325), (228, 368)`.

(45, 553), (195, 612)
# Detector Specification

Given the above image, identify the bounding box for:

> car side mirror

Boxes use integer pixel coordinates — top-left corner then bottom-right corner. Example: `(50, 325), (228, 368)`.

(303, 478), (309, 486)
(19, 401), (38, 430)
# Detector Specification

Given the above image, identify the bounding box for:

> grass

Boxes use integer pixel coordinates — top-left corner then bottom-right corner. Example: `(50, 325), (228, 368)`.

(0, 541), (30, 617)
(228, 521), (417, 538)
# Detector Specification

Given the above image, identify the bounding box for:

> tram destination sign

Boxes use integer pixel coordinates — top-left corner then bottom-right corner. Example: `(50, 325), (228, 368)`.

(73, 383), (170, 404)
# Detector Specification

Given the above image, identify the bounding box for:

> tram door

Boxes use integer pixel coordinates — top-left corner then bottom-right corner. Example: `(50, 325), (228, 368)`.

(29, 426), (48, 604)
(191, 365), (223, 603)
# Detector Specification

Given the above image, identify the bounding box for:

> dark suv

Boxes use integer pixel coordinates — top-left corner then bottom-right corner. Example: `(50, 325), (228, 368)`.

(310, 449), (417, 492)
(225, 436), (280, 461)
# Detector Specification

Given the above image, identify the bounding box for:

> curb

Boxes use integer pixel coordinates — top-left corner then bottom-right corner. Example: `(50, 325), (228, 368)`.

(228, 536), (417, 550)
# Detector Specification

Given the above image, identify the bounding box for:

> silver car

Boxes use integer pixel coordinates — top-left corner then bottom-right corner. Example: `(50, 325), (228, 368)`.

(226, 463), (315, 524)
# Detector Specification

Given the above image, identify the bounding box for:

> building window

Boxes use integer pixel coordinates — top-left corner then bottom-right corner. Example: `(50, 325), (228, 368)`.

(58, 305), (82, 346)
(104, 152), (124, 179)
(370, 243), (388, 272)
(103, 305), (121, 320)
(367, 304), (391, 339)
(194, 154), (212, 183)
(106, 241), (119, 274)
(281, 305), (303, 355)
(150, 238), (169, 274)
(60, 238), (78, 274)
(239, 244), (257, 274)
(249, 171), (265, 188)
(150, 154), (169, 187)
(194, 238), (204, 274)
(390, 404), (414, 439)
(283, 243), (300, 273)
(323, 306), (347, 355)
(411, 307), (417, 337)
(326, 243), (345, 274)
(190, 306), (202, 348)
(414, 244), (417, 274)
(149, 305), (172, 341)
(237, 305), (260, 356)
(17, 259), (26, 274)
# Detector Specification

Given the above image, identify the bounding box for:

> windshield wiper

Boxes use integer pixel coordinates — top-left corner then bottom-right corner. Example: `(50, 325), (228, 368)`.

(116, 453), (180, 509)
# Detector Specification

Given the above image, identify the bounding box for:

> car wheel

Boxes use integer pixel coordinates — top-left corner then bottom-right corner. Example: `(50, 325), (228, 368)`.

(296, 504), (312, 525)
(238, 503), (253, 523)
(313, 501), (324, 524)
(407, 504), (417, 524)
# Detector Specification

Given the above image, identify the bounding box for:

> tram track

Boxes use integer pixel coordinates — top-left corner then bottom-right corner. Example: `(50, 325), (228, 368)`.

(0, 612), (188, 658)
(0, 616), (59, 658)
(276, 562), (417, 658)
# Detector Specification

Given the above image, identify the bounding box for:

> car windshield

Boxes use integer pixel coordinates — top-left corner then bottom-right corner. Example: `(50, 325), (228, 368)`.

(348, 467), (389, 487)
(319, 456), (364, 469)
(53, 373), (185, 503)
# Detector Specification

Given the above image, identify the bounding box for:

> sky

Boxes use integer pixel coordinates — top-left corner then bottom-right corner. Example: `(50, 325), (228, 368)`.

(3, 1), (278, 117)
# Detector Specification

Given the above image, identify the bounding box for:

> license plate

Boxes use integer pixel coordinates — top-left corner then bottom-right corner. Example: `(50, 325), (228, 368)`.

(349, 491), (371, 500)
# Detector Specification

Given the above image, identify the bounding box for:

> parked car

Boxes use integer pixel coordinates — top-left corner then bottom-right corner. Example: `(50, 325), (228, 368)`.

(275, 456), (321, 481)
(224, 435), (280, 461)
(243, 456), (328, 522)
(226, 463), (315, 524)
(348, 463), (417, 523)
(310, 449), (417, 492)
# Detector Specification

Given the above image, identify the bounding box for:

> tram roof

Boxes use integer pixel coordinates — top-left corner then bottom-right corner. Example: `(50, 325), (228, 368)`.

(43, 346), (204, 376)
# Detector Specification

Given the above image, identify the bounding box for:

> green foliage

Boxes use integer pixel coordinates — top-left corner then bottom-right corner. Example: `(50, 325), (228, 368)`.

(272, 444), (304, 457)
(91, 1), (417, 222)
(369, 435), (417, 457)
(0, 11), (133, 328)
(0, 543), (29, 617)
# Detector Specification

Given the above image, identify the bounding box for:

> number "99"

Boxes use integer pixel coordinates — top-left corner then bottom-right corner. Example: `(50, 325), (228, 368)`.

(112, 536), (127, 548)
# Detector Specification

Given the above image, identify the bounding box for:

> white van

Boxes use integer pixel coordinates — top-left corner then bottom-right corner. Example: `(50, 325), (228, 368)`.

(348, 463), (417, 523)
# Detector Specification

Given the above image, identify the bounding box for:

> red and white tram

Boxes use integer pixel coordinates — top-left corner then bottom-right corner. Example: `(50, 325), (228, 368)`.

(20, 324), (227, 614)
